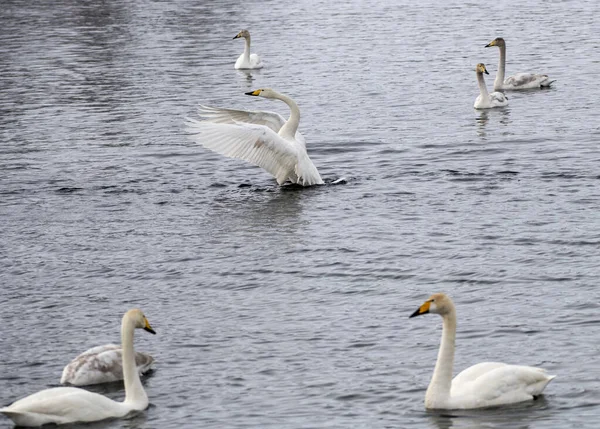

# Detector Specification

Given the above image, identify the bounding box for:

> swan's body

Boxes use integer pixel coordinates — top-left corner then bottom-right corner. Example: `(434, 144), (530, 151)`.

(1, 309), (156, 427)
(410, 293), (555, 410)
(485, 37), (553, 91)
(185, 88), (323, 186)
(61, 344), (154, 386)
(233, 29), (263, 69)
(474, 63), (509, 109)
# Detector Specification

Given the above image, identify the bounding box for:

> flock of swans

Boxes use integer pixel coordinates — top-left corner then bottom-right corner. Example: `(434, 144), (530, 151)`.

(187, 32), (554, 187)
(0, 31), (557, 427)
(0, 293), (556, 426)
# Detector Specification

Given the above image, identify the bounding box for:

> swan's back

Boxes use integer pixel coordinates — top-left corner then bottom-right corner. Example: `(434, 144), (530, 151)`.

(61, 344), (154, 386)
(450, 364), (555, 408)
(1, 387), (130, 426)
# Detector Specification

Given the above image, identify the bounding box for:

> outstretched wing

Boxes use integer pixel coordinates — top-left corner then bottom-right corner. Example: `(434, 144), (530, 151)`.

(196, 105), (285, 133)
(185, 119), (300, 184)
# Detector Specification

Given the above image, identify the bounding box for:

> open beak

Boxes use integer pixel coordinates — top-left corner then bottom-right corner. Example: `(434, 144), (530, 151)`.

(409, 301), (431, 318)
(245, 90), (261, 96)
(143, 318), (156, 334)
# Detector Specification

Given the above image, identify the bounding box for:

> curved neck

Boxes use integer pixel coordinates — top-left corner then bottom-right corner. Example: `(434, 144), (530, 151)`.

(121, 316), (147, 406)
(272, 92), (300, 139)
(495, 45), (506, 89)
(426, 310), (456, 406)
(243, 36), (251, 62)
(477, 72), (490, 99)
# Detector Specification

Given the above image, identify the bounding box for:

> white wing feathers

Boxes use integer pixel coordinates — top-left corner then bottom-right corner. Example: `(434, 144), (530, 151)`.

(185, 119), (300, 185)
(196, 105), (286, 132)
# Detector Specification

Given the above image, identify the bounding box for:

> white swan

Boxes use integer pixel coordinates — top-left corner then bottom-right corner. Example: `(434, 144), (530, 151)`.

(410, 293), (555, 409)
(60, 344), (154, 386)
(233, 29), (263, 70)
(474, 63), (508, 109)
(485, 37), (554, 91)
(0, 309), (156, 427)
(185, 88), (324, 186)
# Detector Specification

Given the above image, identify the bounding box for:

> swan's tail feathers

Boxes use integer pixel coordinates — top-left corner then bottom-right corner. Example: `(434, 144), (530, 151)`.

(295, 152), (324, 186)
(542, 79), (556, 87)
(527, 369), (556, 397)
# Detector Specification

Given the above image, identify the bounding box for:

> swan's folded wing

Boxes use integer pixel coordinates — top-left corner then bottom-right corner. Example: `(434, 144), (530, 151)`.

(185, 120), (299, 184)
(465, 365), (554, 405)
(490, 91), (508, 104)
(505, 73), (551, 89)
(452, 362), (507, 392)
(197, 105), (285, 133)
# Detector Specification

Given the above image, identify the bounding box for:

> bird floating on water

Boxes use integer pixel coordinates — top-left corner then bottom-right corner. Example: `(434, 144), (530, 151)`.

(485, 37), (554, 90)
(0, 309), (156, 427)
(410, 293), (555, 409)
(233, 29), (263, 69)
(474, 63), (509, 109)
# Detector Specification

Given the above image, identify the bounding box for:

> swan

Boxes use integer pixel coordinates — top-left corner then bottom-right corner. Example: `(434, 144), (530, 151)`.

(233, 29), (263, 69)
(0, 309), (156, 427)
(60, 344), (154, 386)
(485, 37), (554, 90)
(185, 88), (324, 186)
(409, 293), (555, 409)
(474, 63), (508, 109)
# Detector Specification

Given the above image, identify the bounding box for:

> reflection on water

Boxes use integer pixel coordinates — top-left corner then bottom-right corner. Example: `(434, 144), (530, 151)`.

(427, 397), (551, 429)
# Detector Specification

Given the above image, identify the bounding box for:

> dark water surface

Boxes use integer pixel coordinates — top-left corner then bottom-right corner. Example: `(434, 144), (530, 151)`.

(1, 0), (599, 428)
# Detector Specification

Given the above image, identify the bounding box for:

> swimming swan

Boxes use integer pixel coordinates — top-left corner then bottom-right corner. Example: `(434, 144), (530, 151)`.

(410, 293), (555, 409)
(485, 37), (553, 90)
(185, 88), (324, 186)
(61, 344), (154, 386)
(0, 309), (156, 427)
(233, 29), (263, 69)
(474, 63), (508, 109)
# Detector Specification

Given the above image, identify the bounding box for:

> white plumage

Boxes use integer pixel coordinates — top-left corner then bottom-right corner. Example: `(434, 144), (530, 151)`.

(474, 63), (509, 109)
(410, 293), (555, 409)
(185, 88), (323, 186)
(60, 344), (154, 386)
(485, 37), (554, 90)
(0, 309), (156, 427)
(233, 29), (263, 69)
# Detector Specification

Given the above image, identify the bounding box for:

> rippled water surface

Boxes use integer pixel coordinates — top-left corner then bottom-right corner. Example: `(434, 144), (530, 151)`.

(1, 0), (600, 428)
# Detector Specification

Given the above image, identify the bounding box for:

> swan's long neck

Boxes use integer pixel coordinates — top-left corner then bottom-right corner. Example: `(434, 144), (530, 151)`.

(477, 72), (490, 99)
(273, 92), (300, 140)
(122, 316), (147, 406)
(426, 309), (456, 407)
(243, 36), (251, 63)
(495, 45), (506, 90)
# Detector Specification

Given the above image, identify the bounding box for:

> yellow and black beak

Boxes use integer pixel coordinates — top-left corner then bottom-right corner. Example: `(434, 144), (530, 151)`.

(409, 300), (431, 318)
(245, 89), (261, 96)
(233, 33), (241, 39)
(483, 67), (489, 75)
(143, 318), (156, 334)
(485, 40), (495, 48)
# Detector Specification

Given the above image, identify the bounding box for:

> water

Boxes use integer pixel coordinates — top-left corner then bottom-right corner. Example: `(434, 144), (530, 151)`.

(1, 0), (599, 427)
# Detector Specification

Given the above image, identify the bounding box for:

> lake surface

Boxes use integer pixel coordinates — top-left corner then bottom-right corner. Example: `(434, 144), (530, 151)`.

(1, 0), (599, 428)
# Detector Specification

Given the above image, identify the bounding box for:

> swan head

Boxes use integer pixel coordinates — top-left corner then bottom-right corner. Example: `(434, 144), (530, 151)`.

(485, 37), (505, 48)
(233, 29), (250, 40)
(125, 309), (156, 334)
(245, 88), (276, 98)
(476, 63), (489, 75)
(409, 293), (455, 318)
